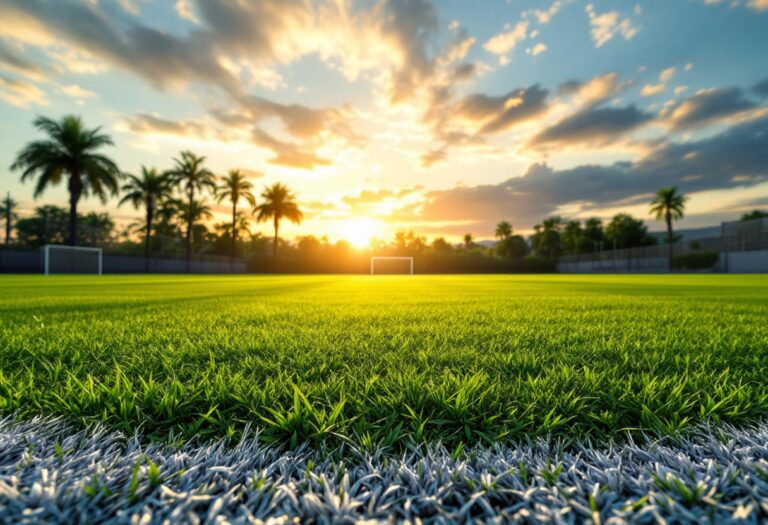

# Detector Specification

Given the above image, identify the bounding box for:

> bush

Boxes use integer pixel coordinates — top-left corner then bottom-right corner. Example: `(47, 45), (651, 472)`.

(672, 251), (719, 270)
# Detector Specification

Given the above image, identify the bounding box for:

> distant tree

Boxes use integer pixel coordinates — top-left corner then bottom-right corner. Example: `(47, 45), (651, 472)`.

(10, 115), (121, 245)
(606, 213), (655, 250)
(1, 193), (17, 246)
(740, 210), (768, 221)
(166, 151), (216, 270)
(463, 233), (474, 249)
(15, 205), (67, 247)
(175, 199), (212, 254)
(78, 212), (114, 247)
(119, 167), (172, 270)
(394, 230), (426, 253)
(495, 221), (512, 240)
(432, 237), (453, 254)
(253, 183), (303, 261)
(296, 235), (323, 256)
(14, 206), (113, 248)
(650, 187), (687, 269)
(494, 220), (513, 256)
(583, 217), (605, 252)
(216, 169), (256, 261)
(531, 216), (563, 258)
(561, 220), (585, 255)
(496, 235), (529, 259)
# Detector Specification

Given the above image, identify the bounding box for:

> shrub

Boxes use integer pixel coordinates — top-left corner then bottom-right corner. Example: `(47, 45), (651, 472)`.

(673, 251), (719, 270)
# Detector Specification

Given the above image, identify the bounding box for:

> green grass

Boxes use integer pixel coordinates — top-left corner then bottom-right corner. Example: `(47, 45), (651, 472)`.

(0, 275), (766, 448)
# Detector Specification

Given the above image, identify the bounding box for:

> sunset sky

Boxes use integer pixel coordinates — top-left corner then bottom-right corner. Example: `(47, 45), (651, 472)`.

(1, 0), (768, 243)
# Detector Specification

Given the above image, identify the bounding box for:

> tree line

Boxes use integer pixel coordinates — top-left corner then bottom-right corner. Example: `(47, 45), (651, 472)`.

(2, 114), (767, 272)
(4, 115), (302, 272)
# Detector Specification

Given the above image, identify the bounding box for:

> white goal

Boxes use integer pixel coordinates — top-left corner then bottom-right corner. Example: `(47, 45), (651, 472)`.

(42, 245), (102, 275)
(370, 256), (413, 275)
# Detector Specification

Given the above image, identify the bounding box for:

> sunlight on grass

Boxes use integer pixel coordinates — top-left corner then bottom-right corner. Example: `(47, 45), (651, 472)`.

(0, 274), (766, 448)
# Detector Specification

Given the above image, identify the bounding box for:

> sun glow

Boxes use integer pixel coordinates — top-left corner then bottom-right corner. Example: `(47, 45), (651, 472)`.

(336, 218), (385, 248)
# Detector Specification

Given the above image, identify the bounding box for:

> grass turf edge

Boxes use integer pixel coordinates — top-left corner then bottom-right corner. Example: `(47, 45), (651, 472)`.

(1, 416), (767, 523)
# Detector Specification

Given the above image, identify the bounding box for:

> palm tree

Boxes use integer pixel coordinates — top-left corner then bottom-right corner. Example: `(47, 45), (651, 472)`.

(10, 115), (121, 245)
(463, 233), (474, 249)
(1, 193), (17, 246)
(650, 186), (687, 270)
(165, 151), (215, 270)
(253, 183), (303, 261)
(495, 221), (512, 240)
(216, 170), (256, 261)
(175, 199), (213, 257)
(119, 167), (172, 271)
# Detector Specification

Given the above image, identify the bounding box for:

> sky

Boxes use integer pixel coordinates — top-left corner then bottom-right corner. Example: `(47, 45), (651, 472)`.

(1, 0), (767, 245)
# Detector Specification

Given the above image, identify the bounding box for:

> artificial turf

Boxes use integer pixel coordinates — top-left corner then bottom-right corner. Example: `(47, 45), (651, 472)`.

(0, 274), (766, 448)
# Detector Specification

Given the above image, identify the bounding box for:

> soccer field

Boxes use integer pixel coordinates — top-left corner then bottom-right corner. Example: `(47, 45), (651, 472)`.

(2, 274), (767, 447)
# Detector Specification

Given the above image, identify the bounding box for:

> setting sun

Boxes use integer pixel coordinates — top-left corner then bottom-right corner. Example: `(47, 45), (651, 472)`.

(336, 218), (384, 248)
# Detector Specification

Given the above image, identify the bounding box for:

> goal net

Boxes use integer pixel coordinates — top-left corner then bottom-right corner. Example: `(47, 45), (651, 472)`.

(370, 256), (414, 274)
(42, 245), (102, 275)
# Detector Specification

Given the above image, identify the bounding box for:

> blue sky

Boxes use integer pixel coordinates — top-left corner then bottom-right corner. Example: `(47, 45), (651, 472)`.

(1, 0), (767, 242)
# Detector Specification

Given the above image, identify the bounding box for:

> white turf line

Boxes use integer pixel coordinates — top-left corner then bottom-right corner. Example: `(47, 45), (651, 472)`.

(1, 418), (768, 524)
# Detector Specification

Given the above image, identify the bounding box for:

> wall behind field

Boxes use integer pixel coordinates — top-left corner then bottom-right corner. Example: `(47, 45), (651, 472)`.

(0, 250), (247, 274)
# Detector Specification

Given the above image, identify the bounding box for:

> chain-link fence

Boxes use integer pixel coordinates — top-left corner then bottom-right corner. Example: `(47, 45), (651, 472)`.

(558, 217), (768, 272)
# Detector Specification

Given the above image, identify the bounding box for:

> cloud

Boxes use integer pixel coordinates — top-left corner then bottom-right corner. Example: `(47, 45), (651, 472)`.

(57, 83), (97, 100)
(703, 0), (768, 11)
(251, 129), (332, 169)
(558, 72), (626, 106)
(754, 79), (768, 97)
(454, 85), (549, 134)
(122, 113), (228, 141)
(528, 43), (548, 56)
(659, 67), (676, 83)
(403, 115), (768, 232)
(341, 187), (420, 207)
(529, 105), (652, 150)
(0, 75), (47, 107)
(585, 4), (640, 47)
(664, 87), (759, 130)
(0, 39), (44, 80)
(641, 83), (665, 97)
(747, 0), (768, 11)
(525, 0), (572, 25)
(483, 21), (528, 55)
(174, 0), (198, 23)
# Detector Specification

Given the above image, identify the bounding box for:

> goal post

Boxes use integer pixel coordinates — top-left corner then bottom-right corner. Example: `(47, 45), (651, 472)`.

(42, 245), (103, 275)
(370, 256), (414, 275)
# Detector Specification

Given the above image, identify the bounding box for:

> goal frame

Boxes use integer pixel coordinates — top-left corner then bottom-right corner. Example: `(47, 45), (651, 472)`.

(42, 244), (103, 275)
(370, 256), (413, 275)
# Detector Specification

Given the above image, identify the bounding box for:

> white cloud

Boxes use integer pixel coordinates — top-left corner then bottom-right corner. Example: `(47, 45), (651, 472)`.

(659, 67), (676, 83)
(483, 21), (528, 55)
(529, 43), (548, 56)
(57, 83), (97, 99)
(585, 4), (640, 47)
(174, 0), (198, 23)
(525, 0), (571, 25)
(641, 83), (665, 96)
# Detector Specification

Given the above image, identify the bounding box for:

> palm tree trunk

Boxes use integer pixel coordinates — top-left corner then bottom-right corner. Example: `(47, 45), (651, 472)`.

(67, 176), (82, 246)
(145, 204), (153, 273)
(231, 202), (237, 263)
(273, 216), (279, 261)
(186, 187), (194, 273)
(666, 212), (674, 271)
